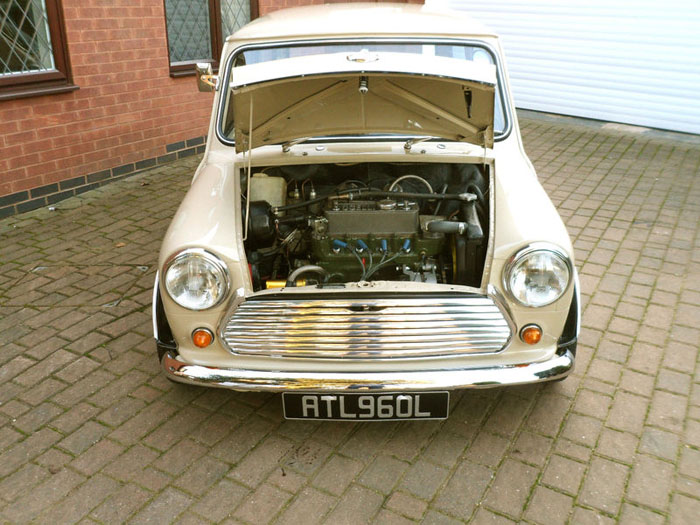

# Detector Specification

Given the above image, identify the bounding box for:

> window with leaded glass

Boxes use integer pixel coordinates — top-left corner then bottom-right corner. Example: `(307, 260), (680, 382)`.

(0, 0), (75, 100)
(164, 0), (256, 76)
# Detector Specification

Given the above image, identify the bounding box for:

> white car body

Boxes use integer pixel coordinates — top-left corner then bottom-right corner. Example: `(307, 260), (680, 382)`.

(154, 3), (579, 418)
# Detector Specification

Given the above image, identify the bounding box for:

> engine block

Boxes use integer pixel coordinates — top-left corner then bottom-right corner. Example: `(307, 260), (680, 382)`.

(324, 199), (419, 236)
(309, 199), (446, 281)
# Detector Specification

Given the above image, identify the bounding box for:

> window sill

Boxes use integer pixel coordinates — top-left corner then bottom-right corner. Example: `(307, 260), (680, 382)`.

(0, 82), (79, 102)
(170, 70), (197, 78)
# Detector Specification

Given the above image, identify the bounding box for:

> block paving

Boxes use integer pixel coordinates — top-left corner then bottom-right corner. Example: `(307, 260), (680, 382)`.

(0, 113), (699, 523)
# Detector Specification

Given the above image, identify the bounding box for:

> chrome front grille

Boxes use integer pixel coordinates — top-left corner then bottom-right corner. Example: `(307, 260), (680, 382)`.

(221, 295), (512, 359)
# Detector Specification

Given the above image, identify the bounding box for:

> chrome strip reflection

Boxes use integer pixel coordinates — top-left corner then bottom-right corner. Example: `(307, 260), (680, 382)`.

(573, 268), (581, 338)
(161, 349), (574, 392)
(152, 272), (159, 340)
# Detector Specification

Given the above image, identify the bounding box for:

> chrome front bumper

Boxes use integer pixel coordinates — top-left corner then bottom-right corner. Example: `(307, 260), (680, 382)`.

(161, 349), (574, 392)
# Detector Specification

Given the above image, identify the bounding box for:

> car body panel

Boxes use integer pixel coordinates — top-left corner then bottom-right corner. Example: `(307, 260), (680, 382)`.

(155, 3), (578, 399)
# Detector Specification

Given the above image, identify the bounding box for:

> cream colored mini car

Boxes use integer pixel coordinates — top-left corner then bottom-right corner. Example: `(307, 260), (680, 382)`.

(154, 3), (579, 420)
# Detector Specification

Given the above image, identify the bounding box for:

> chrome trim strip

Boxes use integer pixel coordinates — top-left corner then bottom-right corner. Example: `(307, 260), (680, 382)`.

(161, 349), (574, 392)
(487, 284), (515, 333)
(574, 268), (581, 338)
(152, 272), (159, 340)
(220, 295), (513, 359)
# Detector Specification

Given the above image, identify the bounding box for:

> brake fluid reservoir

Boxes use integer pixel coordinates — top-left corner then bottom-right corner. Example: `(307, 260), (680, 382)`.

(249, 173), (286, 211)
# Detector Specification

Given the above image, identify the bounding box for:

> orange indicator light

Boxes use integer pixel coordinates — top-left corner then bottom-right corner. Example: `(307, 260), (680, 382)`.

(520, 325), (542, 345)
(192, 328), (214, 348)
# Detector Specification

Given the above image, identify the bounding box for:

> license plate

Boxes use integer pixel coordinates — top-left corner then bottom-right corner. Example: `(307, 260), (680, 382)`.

(282, 391), (449, 421)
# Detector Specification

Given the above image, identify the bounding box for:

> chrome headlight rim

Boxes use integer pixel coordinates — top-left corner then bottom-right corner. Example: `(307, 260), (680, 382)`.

(503, 242), (573, 308)
(163, 248), (230, 311)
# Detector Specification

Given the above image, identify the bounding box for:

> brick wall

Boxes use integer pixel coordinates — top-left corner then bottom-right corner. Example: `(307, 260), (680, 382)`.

(0, 0), (214, 217)
(0, 0), (423, 218)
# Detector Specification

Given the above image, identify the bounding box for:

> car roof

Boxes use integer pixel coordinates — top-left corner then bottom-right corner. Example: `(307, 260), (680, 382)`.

(227, 2), (497, 43)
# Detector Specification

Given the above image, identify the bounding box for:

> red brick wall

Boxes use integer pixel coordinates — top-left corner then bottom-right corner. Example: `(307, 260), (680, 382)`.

(0, 0), (214, 210)
(0, 0), (423, 214)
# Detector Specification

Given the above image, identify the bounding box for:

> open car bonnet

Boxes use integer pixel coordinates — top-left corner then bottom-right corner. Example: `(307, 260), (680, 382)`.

(228, 50), (496, 152)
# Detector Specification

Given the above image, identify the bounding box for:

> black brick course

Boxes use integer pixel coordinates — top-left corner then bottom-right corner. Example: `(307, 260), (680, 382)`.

(0, 136), (205, 218)
(30, 183), (58, 199)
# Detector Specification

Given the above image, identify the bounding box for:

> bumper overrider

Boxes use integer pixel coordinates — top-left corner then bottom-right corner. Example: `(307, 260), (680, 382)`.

(160, 348), (574, 392)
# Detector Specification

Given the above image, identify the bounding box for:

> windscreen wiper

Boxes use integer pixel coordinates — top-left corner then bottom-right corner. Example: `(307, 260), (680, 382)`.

(281, 137), (312, 152)
(403, 136), (438, 151)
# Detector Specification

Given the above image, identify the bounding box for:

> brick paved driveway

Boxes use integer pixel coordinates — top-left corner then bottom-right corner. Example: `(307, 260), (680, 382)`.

(1, 114), (699, 524)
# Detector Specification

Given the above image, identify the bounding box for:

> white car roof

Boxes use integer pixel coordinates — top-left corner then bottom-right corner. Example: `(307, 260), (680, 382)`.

(227, 3), (498, 43)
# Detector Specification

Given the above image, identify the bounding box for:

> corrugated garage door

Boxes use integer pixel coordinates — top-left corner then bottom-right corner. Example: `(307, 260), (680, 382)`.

(432, 0), (700, 134)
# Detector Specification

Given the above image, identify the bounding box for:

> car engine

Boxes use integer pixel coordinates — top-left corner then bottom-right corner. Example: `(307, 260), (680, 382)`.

(242, 162), (489, 290)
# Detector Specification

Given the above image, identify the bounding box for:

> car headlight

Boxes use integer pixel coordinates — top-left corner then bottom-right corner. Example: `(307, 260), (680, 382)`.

(504, 244), (571, 307)
(164, 249), (229, 310)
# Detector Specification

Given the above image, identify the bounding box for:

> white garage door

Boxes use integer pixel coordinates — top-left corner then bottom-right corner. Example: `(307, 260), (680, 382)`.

(432, 0), (700, 134)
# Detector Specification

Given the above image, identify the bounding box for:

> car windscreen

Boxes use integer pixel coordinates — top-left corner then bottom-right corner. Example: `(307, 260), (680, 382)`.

(221, 41), (507, 141)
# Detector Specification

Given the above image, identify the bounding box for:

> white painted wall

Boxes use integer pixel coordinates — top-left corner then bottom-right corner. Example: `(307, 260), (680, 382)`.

(429, 0), (700, 134)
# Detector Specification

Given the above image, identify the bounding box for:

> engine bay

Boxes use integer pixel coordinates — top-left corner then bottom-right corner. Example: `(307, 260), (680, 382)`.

(242, 162), (490, 290)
